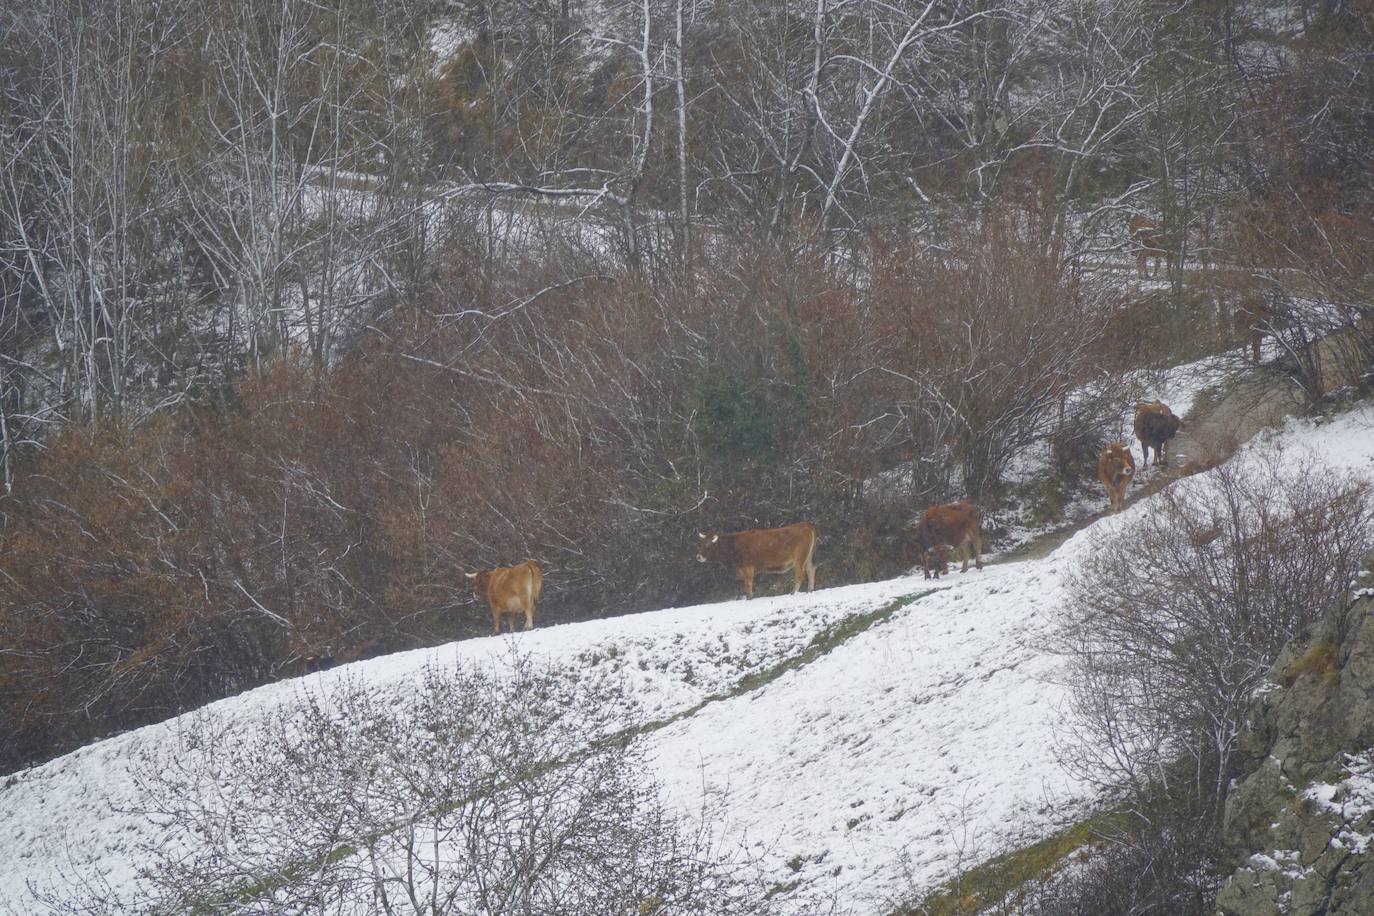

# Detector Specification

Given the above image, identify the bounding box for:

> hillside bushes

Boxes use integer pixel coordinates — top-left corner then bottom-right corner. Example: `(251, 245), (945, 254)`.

(0, 216), (1124, 772)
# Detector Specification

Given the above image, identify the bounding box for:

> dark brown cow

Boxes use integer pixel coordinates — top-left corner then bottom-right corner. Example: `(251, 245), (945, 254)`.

(922, 543), (952, 580)
(1098, 443), (1136, 513)
(912, 501), (983, 573)
(1134, 400), (1183, 468)
(696, 522), (817, 599)
(1128, 215), (1174, 279)
(466, 560), (543, 634)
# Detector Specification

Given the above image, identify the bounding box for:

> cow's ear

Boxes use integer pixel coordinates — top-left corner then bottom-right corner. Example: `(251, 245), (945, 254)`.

(710, 535), (719, 544)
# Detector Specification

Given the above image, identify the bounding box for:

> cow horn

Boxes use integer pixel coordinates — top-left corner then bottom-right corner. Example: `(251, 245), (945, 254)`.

(698, 532), (707, 539)
(465, 571), (477, 579)
(710, 535), (719, 544)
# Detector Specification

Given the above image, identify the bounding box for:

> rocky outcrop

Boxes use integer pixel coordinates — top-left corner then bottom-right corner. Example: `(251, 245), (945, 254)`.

(1217, 562), (1374, 916)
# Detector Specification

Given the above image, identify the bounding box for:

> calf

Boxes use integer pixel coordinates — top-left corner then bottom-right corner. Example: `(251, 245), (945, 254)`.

(466, 560), (543, 635)
(1134, 400), (1183, 468)
(696, 522), (818, 600)
(922, 543), (952, 580)
(1098, 443), (1136, 513)
(913, 501), (983, 573)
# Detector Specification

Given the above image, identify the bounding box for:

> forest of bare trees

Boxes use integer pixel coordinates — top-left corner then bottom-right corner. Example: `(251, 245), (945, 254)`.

(1, 0), (1371, 772)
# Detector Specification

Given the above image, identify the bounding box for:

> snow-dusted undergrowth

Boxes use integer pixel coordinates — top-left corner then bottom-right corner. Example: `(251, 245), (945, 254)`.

(3, 399), (1373, 914)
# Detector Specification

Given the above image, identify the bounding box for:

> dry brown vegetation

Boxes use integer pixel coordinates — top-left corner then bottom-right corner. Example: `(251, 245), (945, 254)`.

(0, 215), (1128, 771)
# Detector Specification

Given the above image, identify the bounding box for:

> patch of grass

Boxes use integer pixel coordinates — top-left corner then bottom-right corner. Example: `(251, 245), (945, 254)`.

(1280, 642), (1340, 687)
(889, 810), (1128, 916)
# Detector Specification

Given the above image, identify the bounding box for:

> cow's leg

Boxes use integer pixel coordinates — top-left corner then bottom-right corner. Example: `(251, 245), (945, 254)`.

(1160, 440), (1169, 468)
(806, 560), (816, 592)
(1136, 250), (1147, 279)
(492, 609), (501, 636)
(742, 567), (755, 600)
(973, 529), (983, 570)
(524, 607), (533, 630)
(792, 562), (803, 594)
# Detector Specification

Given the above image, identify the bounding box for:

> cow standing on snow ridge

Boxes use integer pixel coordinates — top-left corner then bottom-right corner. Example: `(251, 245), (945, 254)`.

(912, 500), (983, 574)
(1134, 400), (1183, 468)
(466, 560), (543, 635)
(1098, 443), (1136, 513)
(696, 522), (818, 600)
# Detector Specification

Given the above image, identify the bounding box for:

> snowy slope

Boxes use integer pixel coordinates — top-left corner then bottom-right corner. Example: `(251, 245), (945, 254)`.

(3, 400), (1373, 914)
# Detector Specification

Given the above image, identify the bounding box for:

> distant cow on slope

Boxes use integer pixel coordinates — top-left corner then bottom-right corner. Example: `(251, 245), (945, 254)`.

(1128, 215), (1174, 279)
(1134, 400), (1183, 468)
(696, 522), (818, 600)
(913, 501), (983, 574)
(466, 560), (543, 635)
(1098, 443), (1136, 513)
(1233, 296), (1273, 363)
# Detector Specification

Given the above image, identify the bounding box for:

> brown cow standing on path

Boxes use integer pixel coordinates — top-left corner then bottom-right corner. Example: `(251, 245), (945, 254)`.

(1128, 215), (1174, 279)
(1134, 400), (1183, 468)
(696, 522), (818, 600)
(1098, 443), (1136, 513)
(913, 501), (983, 573)
(466, 560), (543, 635)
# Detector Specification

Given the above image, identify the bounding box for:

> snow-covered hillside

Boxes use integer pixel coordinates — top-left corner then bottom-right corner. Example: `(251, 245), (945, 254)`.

(4, 400), (1373, 914)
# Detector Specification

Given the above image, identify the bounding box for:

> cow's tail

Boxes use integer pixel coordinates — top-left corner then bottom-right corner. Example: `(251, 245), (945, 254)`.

(527, 560), (543, 605)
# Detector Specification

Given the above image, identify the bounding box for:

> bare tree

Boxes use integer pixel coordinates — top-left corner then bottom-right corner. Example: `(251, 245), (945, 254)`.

(38, 657), (777, 914)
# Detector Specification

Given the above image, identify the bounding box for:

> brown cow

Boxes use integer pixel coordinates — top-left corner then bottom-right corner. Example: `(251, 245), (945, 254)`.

(466, 560), (543, 635)
(912, 501), (983, 573)
(1234, 297), (1272, 363)
(1128, 215), (1174, 279)
(922, 543), (952, 580)
(696, 522), (817, 600)
(1098, 443), (1136, 513)
(1134, 400), (1183, 468)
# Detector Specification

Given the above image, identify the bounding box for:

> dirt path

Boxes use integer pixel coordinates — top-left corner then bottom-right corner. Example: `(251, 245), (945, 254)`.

(998, 366), (1306, 563)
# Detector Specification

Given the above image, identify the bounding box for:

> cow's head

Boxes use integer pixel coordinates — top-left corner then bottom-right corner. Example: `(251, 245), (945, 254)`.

(465, 569), (491, 599)
(696, 532), (723, 563)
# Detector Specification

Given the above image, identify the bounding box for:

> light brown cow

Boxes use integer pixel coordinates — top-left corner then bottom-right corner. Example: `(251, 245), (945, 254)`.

(1134, 400), (1183, 468)
(1234, 297), (1273, 363)
(697, 522), (817, 600)
(912, 500), (983, 573)
(466, 560), (543, 635)
(1098, 443), (1136, 513)
(1128, 215), (1174, 279)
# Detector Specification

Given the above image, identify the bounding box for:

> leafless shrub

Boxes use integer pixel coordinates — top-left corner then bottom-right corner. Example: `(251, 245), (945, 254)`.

(1054, 446), (1374, 911)
(38, 656), (775, 915)
(867, 211), (1121, 503)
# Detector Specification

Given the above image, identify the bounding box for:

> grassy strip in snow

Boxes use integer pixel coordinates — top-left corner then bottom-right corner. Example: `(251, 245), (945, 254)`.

(196, 588), (941, 909)
(888, 810), (1128, 916)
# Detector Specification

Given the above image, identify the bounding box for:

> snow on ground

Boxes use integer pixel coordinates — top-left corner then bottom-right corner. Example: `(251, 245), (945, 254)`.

(5, 399), (1374, 914)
